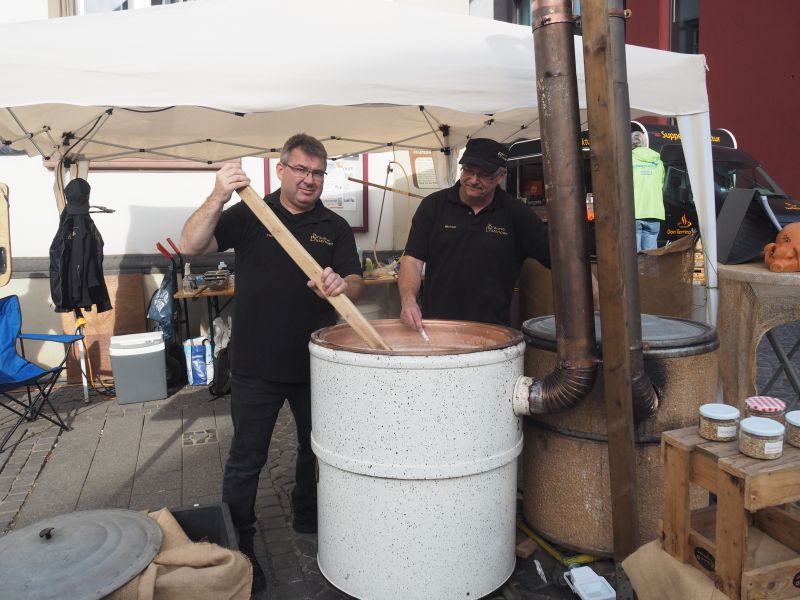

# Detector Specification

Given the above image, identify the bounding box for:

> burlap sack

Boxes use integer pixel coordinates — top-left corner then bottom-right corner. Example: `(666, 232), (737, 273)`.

(105, 508), (252, 600)
(623, 531), (800, 600)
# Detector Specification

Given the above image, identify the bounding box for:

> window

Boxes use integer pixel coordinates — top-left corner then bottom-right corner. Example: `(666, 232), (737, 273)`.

(671, 0), (700, 54)
(75, 0), (190, 14)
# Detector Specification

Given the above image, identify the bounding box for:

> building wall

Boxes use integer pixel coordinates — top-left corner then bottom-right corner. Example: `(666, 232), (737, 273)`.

(699, 0), (800, 200)
(625, 0), (669, 50)
(626, 0), (800, 201)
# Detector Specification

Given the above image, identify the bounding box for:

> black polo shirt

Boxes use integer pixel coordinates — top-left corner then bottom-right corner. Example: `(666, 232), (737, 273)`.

(214, 189), (361, 383)
(404, 183), (550, 325)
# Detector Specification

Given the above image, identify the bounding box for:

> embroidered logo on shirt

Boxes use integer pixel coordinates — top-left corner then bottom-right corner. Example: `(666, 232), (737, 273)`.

(310, 233), (333, 246)
(444, 225), (457, 229)
(486, 224), (509, 236)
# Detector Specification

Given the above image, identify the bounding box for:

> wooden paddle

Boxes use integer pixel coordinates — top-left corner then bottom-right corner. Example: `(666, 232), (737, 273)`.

(236, 186), (391, 351)
(0, 183), (10, 287)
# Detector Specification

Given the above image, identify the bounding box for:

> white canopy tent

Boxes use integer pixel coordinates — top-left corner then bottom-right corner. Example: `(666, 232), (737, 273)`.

(0, 0), (718, 321)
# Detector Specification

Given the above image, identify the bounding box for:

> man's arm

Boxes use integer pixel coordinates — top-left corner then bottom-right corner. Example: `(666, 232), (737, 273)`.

(181, 163), (250, 256)
(398, 255), (425, 331)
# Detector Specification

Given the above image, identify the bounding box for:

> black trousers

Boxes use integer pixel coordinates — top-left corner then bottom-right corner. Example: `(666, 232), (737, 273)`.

(222, 373), (317, 539)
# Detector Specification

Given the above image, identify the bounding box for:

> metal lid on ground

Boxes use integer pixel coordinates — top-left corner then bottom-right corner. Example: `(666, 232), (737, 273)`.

(0, 508), (162, 600)
(522, 314), (719, 357)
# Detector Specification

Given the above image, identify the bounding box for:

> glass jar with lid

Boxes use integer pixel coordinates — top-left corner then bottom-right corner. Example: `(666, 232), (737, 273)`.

(739, 416), (785, 460)
(785, 410), (800, 449)
(744, 396), (786, 423)
(698, 403), (739, 442)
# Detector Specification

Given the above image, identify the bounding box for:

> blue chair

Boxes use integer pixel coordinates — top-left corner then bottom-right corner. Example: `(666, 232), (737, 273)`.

(0, 295), (83, 453)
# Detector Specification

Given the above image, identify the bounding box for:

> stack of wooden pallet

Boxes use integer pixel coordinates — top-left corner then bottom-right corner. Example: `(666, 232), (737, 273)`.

(661, 426), (800, 599)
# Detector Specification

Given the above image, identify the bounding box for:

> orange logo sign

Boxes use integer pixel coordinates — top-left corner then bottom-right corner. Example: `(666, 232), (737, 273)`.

(679, 214), (693, 228)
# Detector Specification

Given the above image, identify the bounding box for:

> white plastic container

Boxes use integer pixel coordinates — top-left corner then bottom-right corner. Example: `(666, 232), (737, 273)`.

(109, 332), (167, 404)
(309, 320), (524, 600)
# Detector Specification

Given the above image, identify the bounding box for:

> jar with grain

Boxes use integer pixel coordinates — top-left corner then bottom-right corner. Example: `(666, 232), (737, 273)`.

(744, 396), (786, 423)
(786, 411), (800, 449)
(739, 416), (785, 460)
(698, 403), (740, 441)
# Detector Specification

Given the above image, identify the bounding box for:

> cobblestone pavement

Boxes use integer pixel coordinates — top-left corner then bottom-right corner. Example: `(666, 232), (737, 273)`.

(0, 320), (797, 599)
(0, 384), (575, 600)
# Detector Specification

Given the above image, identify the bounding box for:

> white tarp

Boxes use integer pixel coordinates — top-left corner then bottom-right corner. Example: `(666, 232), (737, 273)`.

(0, 0), (717, 319)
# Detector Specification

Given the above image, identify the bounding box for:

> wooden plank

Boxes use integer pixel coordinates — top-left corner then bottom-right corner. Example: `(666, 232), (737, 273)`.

(746, 465), (800, 511)
(662, 426), (705, 452)
(515, 537), (538, 559)
(236, 185), (391, 351)
(691, 505), (717, 541)
(0, 183), (10, 287)
(691, 451), (721, 495)
(741, 556), (800, 600)
(720, 445), (800, 479)
(662, 441), (692, 561)
(687, 529), (717, 579)
(716, 469), (750, 599)
(754, 506), (800, 554)
(694, 438), (742, 462)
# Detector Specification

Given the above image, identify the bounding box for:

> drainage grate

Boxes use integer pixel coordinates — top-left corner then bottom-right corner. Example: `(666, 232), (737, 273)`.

(182, 428), (218, 446)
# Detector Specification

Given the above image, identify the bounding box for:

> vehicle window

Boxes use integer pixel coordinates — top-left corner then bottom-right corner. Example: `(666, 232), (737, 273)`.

(663, 167), (692, 207)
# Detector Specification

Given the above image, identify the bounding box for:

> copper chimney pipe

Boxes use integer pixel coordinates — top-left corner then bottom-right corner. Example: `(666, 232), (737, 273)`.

(515, 0), (598, 416)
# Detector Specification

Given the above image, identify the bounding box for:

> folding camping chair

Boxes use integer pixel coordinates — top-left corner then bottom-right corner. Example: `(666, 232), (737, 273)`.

(0, 295), (83, 453)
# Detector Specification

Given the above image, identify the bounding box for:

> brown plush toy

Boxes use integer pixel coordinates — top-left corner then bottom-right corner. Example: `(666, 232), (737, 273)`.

(764, 221), (800, 272)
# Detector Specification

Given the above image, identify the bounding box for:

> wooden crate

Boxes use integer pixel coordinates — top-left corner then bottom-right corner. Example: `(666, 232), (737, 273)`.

(661, 426), (800, 599)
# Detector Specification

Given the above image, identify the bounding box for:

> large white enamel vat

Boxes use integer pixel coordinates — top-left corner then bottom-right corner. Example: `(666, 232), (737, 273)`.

(309, 319), (524, 600)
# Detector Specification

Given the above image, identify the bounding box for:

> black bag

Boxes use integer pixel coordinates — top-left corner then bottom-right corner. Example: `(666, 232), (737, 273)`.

(209, 343), (232, 398)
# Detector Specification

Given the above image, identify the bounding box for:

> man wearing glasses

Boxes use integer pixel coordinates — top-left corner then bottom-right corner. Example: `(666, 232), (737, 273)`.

(399, 138), (550, 331)
(181, 133), (363, 593)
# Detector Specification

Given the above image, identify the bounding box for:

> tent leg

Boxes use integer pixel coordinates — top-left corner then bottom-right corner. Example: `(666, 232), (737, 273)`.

(78, 325), (89, 402)
(73, 310), (90, 403)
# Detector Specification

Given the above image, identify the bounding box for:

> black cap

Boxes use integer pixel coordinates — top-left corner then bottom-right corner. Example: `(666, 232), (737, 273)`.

(64, 178), (91, 215)
(459, 138), (508, 173)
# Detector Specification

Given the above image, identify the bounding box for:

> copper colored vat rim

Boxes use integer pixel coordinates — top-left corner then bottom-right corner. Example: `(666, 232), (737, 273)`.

(311, 319), (524, 356)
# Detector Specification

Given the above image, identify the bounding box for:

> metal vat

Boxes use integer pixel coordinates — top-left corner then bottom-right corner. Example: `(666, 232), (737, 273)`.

(310, 319), (525, 600)
(521, 314), (718, 556)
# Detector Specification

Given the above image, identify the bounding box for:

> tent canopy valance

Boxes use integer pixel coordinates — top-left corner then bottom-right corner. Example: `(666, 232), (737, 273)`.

(0, 0), (709, 163)
(0, 0), (718, 322)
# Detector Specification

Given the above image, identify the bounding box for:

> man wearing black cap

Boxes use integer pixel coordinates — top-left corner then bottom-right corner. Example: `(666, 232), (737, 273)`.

(399, 138), (550, 329)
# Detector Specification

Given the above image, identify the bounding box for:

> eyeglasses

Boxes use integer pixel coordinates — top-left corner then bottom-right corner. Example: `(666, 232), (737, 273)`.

(282, 163), (327, 181)
(460, 165), (501, 183)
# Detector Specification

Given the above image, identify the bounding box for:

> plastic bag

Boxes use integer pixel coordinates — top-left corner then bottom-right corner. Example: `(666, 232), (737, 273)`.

(147, 262), (176, 342)
(183, 337), (213, 385)
(212, 315), (231, 357)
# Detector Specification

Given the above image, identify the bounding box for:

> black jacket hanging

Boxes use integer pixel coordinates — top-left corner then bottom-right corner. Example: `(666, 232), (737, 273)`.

(49, 178), (112, 313)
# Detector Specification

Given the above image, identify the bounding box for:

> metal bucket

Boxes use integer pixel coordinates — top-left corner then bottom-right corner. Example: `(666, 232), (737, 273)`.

(521, 314), (718, 556)
(310, 319), (524, 600)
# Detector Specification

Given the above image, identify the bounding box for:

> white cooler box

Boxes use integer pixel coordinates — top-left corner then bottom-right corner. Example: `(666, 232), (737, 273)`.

(109, 332), (168, 404)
